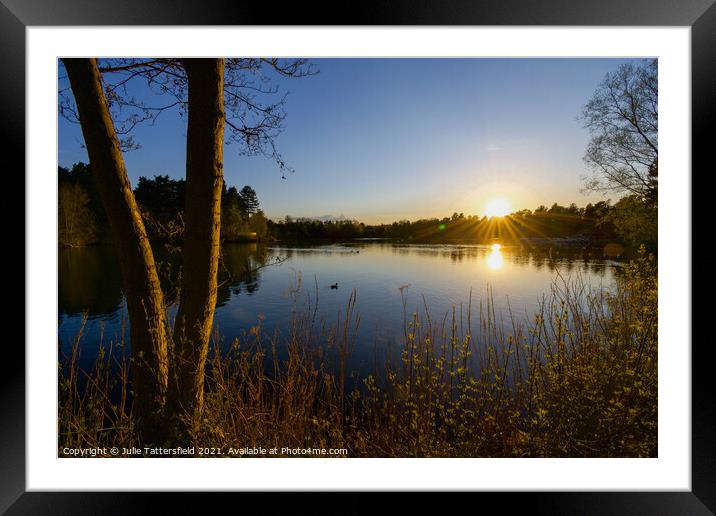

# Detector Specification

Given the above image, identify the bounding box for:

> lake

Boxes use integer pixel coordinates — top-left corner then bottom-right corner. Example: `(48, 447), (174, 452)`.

(58, 242), (621, 375)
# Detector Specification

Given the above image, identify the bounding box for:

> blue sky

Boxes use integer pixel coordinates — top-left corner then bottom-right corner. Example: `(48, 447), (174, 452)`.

(58, 58), (639, 224)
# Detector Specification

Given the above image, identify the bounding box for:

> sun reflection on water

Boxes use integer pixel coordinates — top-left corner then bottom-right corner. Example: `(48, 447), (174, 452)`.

(486, 243), (504, 270)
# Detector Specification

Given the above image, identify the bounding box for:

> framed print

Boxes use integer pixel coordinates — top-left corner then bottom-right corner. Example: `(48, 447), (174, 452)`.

(5, 0), (714, 513)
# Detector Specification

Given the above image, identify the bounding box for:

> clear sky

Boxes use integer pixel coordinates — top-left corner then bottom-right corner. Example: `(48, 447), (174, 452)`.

(58, 58), (638, 224)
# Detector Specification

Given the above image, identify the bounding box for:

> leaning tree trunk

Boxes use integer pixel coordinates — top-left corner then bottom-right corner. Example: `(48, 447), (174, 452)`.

(168, 58), (225, 429)
(62, 59), (169, 440)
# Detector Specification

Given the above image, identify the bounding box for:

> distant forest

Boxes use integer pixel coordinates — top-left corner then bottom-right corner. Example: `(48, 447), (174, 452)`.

(59, 162), (656, 251)
(59, 162), (268, 247)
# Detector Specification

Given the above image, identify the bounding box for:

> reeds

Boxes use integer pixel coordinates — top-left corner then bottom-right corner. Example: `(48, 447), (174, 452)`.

(58, 248), (657, 457)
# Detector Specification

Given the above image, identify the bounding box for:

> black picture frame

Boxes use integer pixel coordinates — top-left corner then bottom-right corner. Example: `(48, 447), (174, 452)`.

(5, 1), (712, 513)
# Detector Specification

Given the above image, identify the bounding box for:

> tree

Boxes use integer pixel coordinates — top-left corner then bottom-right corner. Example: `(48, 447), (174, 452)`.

(239, 185), (260, 215)
(221, 184), (250, 240)
(607, 195), (657, 251)
(61, 57), (314, 441)
(134, 175), (187, 244)
(223, 185), (247, 215)
(221, 204), (247, 241)
(249, 210), (268, 240)
(166, 58), (226, 428)
(62, 59), (170, 439)
(59, 163), (110, 236)
(58, 182), (98, 247)
(135, 175), (186, 224)
(60, 58), (316, 167)
(580, 59), (658, 205)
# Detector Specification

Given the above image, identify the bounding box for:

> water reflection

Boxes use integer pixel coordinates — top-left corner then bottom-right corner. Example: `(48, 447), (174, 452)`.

(216, 243), (269, 306)
(58, 242), (621, 373)
(59, 244), (618, 322)
(486, 243), (504, 270)
(58, 246), (124, 321)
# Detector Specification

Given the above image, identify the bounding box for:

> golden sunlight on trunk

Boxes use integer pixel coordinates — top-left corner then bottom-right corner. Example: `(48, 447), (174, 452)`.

(62, 58), (169, 440)
(168, 58), (225, 429)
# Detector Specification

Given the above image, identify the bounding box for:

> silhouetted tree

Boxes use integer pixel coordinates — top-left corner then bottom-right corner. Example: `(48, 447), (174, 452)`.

(60, 58), (316, 170)
(239, 185), (260, 215)
(222, 185), (248, 216)
(580, 59), (658, 205)
(135, 175), (186, 223)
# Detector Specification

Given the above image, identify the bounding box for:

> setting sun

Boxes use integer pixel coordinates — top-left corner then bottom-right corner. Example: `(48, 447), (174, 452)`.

(484, 197), (511, 218)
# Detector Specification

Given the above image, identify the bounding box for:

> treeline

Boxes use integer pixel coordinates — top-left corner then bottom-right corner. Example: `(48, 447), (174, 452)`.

(268, 217), (367, 242)
(58, 162), (269, 246)
(270, 199), (656, 251)
(60, 162), (656, 251)
(58, 163), (107, 247)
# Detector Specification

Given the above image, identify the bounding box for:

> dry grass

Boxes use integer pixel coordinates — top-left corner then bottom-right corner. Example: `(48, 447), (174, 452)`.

(58, 248), (657, 457)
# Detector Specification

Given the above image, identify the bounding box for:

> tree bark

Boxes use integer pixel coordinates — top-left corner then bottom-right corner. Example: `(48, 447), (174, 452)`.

(168, 59), (225, 426)
(62, 59), (169, 439)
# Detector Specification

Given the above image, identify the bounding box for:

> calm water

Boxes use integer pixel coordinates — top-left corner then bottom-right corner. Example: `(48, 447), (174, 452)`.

(58, 242), (621, 374)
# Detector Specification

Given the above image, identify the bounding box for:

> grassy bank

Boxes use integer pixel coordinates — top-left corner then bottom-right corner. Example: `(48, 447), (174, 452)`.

(59, 249), (657, 458)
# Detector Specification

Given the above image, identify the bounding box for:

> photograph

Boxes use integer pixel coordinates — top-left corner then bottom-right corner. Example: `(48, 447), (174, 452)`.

(57, 56), (659, 459)
(5, 9), (709, 509)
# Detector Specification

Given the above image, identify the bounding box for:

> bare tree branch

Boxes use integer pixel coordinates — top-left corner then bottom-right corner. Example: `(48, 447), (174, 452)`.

(58, 57), (317, 172)
(579, 59), (657, 205)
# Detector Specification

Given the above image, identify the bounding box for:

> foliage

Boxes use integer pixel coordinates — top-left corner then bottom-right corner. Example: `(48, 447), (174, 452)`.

(58, 183), (99, 247)
(59, 163), (655, 251)
(221, 183), (267, 241)
(135, 175), (186, 225)
(58, 163), (108, 247)
(271, 203), (619, 244)
(249, 210), (269, 239)
(221, 204), (249, 241)
(239, 186), (260, 215)
(59, 168), (267, 245)
(606, 195), (658, 251)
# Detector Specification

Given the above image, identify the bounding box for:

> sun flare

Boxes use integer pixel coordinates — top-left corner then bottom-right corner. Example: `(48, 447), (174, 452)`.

(484, 197), (511, 218)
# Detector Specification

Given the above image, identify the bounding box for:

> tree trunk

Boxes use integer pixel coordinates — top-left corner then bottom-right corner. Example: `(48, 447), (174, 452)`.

(168, 59), (225, 428)
(62, 59), (169, 440)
